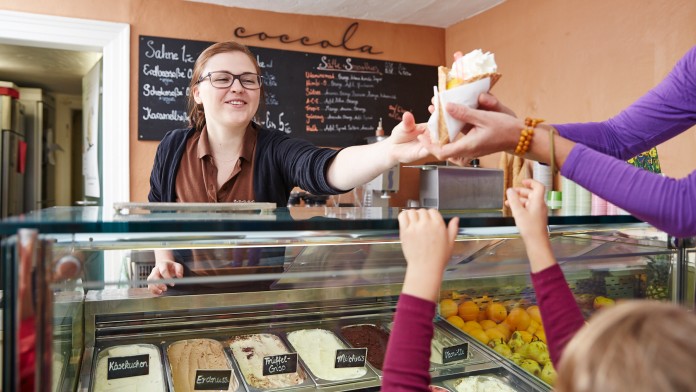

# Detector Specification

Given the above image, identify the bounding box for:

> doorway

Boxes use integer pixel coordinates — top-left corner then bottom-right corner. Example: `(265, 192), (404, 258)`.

(0, 10), (130, 208)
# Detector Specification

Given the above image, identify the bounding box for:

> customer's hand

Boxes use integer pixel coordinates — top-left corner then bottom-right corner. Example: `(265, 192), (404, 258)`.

(428, 92), (516, 118)
(422, 92), (521, 161)
(399, 209), (459, 302)
(506, 179), (549, 241)
(421, 103), (522, 161)
(147, 260), (184, 295)
(506, 179), (557, 273)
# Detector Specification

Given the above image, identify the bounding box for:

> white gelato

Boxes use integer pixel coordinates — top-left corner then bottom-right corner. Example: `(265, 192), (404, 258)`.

(93, 344), (165, 392)
(454, 375), (517, 392)
(286, 329), (367, 381)
(430, 328), (468, 365)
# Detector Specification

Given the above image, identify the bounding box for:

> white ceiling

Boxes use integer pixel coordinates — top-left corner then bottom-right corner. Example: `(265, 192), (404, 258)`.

(0, 44), (101, 95)
(0, 0), (504, 95)
(187, 0), (506, 28)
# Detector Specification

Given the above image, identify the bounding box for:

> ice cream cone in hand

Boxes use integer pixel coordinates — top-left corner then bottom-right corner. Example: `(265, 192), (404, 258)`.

(428, 49), (502, 145)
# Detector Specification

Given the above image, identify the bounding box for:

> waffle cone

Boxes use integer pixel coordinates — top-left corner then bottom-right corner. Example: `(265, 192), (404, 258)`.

(435, 67), (502, 144)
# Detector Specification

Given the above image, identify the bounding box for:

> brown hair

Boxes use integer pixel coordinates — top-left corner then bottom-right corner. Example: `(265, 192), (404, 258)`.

(556, 300), (696, 392)
(187, 41), (265, 132)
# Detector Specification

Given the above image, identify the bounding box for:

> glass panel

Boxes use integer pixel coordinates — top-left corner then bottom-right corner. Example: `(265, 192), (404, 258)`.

(1, 205), (668, 392)
(437, 227), (673, 389)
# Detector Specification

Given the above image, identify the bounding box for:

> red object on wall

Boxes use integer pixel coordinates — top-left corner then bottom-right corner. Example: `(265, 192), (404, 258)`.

(18, 139), (27, 173)
(0, 86), (20, 99)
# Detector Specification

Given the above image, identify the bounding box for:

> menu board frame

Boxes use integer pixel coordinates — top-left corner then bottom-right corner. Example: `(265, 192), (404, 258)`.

(138, 35), (436, 147)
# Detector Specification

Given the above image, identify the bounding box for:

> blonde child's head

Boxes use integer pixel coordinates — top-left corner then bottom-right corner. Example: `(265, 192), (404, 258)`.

(556, 300), (696, 392)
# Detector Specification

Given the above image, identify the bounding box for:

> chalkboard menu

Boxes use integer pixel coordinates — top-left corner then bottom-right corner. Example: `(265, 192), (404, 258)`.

(138, 35), (436, 147)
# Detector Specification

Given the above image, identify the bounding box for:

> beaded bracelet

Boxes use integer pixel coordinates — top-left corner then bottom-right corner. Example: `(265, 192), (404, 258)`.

(515, 117), (544, 155)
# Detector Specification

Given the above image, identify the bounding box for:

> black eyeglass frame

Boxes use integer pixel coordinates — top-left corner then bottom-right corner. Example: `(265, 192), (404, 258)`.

(196, 71), (264, 90)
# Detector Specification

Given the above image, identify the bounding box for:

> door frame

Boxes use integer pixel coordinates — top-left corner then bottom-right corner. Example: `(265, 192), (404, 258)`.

(0, 10), (130, 208)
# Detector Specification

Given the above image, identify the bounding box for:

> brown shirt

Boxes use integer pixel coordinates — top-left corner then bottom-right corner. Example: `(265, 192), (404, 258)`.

(174, 124), (258, 275)
(175, 124), (256, 202)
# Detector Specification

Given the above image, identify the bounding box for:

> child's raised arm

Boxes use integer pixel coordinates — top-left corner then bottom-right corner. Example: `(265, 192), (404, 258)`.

(399, 209), (459, 302)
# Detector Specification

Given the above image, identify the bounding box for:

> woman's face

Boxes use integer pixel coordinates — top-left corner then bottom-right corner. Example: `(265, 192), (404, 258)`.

(193, 51), (260, 131)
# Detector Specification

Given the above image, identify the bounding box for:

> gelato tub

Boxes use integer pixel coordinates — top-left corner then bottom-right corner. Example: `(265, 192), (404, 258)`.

(339, 324), (390, 370)
(447, 375), (518, 392)
(228, 333), (308, 390)
(165, 339), (240, 392)
(286, 328), (375, 383)
(91, 344), (166, 392)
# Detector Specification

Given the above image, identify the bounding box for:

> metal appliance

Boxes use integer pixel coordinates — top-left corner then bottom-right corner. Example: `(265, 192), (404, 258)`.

(19, 87), (56, 211)
(0, 82), (25, 218)
(416, 165), (504, 210)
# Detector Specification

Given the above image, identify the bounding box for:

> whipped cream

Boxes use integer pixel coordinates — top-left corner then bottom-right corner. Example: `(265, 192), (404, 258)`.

(449, 49), (497, 81)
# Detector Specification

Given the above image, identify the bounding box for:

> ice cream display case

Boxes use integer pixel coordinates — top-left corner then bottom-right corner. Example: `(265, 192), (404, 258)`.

(1, 206), (693, 392)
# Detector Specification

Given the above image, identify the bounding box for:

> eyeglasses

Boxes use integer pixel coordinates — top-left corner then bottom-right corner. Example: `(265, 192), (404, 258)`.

(197, 71), (263, 90)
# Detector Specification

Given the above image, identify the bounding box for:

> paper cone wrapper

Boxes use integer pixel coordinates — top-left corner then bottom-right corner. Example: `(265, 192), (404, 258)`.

(427, 69), (502, 144)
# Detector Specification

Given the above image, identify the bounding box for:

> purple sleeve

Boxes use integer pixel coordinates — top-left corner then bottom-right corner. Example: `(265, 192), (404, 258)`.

(382, 294), (434, 392)
(554, 46), (696, 160)
(562, 144), (696, 237)
(531, 264), (585, 365)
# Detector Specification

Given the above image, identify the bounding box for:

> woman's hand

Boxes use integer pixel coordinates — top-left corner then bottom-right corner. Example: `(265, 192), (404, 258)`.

(420, 102), (523, 161)
(386, 111), (430, 163)
(147, 259), (184, 295)
(399, 209), (459, 302)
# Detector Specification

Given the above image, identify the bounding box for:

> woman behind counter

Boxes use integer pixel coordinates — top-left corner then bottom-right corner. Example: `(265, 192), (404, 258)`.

(147, 41), (429, 294)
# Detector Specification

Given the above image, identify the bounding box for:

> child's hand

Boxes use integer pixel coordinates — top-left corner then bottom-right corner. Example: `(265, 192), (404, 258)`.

(398, 209), (459, 301)
(505, 179), (549, 241)
(506, 179), (557, 273)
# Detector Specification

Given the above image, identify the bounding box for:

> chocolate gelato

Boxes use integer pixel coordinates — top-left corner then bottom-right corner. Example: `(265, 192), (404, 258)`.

(340, 325), (390, 370)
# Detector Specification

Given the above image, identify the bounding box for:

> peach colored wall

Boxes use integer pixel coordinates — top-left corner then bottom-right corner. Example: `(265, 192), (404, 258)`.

(4, 0), (694, 205)
(1, 0), (444, 204)
(446, 0), (696, 179)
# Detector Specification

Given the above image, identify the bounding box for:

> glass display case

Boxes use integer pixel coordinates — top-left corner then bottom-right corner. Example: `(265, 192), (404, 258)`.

(1, 206), (694, 392)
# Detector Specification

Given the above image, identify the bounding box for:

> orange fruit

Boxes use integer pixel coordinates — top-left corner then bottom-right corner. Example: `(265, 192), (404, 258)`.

(464, 320), (483, 331)
(468, 328), (490, 345)
(485, 328), (507, 342)
(440, 299), (458, 318)
(495, 322), (512, 341)
(447, 315), (466, 329)
(486, 302), (508, 323)
(477, 310), (488, 322)
(527, 305), (542, 324)
(480, 320), (498, 330)
(458, 301), (480, 321)
(506, 307), (532, 331)
(527, 319), (540, 334)
(534, 330), (547, 344)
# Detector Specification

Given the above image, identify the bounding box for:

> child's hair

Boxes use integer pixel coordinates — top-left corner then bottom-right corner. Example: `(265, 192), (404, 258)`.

(556, 300), (696, 392)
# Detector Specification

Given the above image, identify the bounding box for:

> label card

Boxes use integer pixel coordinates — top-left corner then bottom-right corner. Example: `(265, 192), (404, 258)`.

(443, 343), (469, 364)
(262, 354), (298, 376)
(334, 348), (367, 368)
(107, 354), (150, 380)
(194, 370), (232, 390)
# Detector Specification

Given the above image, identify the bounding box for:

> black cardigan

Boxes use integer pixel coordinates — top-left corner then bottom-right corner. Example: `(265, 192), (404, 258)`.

(148, 123), (343, 206)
